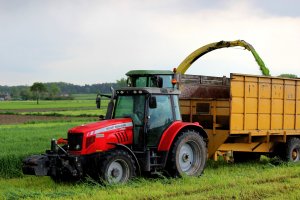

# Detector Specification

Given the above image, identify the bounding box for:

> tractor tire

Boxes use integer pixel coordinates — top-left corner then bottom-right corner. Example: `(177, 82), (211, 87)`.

(97, 149), (136, 184)
(166, 130), (207, 177)
(285, 137), (300, 162)
(233, 152), (261, 163)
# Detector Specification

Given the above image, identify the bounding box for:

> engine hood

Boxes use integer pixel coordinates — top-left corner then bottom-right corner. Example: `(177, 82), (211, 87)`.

(67, 118), (134, 155)
(68, 118), (133, 134)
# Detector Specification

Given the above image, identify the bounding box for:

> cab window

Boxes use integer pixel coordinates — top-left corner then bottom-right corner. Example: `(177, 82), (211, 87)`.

(147, 95), (173, 146)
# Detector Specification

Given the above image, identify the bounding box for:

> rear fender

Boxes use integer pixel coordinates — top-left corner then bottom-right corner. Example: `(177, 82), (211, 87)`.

(157, 121), (207, 151)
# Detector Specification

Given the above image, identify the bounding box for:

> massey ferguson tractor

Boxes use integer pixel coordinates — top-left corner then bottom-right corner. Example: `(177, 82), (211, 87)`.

(23, 86), (208, 183)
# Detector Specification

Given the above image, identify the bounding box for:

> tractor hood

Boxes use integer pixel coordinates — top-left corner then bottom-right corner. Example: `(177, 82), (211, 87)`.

(68, 118), (134, 155)
(68, 118), (133, 134)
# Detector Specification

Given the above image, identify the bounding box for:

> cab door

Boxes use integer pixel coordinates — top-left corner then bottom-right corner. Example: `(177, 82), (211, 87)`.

(146, 95), (174, 147)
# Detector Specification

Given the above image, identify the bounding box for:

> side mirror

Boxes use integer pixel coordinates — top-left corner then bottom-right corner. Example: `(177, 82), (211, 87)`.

(149, 96), (157, 109)
(96, 95), (101, 109)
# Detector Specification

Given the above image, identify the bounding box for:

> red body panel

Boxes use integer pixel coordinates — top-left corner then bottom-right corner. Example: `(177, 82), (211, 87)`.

(157, 121), (201, 151)
(68, 118), (133, 155)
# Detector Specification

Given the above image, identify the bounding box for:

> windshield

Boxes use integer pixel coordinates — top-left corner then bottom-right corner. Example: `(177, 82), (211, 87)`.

(131, 75), (173, 88)
(114, 95), (146, 125)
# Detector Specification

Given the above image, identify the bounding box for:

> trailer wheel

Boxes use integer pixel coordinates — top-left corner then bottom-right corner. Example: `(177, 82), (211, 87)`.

(167, 130), (207, 177)
(98, 150), (136, 184)
(285, 137), (300, 162)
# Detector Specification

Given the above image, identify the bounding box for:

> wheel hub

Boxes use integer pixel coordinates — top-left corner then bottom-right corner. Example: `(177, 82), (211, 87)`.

(179, 143), (195, 172)
(107, 161), (124, 183)
(292, 149), (299, 161)
(182, 153), (190, 162)
(111, 168), (120, 178)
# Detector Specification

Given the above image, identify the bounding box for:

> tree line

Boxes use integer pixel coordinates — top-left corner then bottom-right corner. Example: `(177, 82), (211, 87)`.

(0, 74), (298, 101)
(0, 78), (127, 101)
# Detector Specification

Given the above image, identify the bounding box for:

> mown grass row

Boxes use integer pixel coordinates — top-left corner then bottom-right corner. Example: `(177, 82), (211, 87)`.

(72, 93), (99, 100)
(0, 99), (109, 118)
(0, 109), (107, 117)
(0, 100), (98, 110)
(1, 162), (300, 199)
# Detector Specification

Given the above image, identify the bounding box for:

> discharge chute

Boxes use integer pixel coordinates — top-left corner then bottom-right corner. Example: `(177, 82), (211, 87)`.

(176, 40), (270, 76)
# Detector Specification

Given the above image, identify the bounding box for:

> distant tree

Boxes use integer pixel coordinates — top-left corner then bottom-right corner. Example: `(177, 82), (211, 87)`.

(116, 78), (127, 88)
(20, 88), (33, 100)
(48, 83), (61, 98)
(278, 74), (298, 78)
(10, 87), (20, 99)
(30, 82), (47, 104)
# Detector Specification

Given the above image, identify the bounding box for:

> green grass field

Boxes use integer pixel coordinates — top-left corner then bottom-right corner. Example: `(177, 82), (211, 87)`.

(72, 94), (99, 100)
(0, 99), (109, 118)
(0, 122), (90, 178)
(1, 161), (300, 199)
(1, 100), (300, 199)
(0, 100), (95, 110)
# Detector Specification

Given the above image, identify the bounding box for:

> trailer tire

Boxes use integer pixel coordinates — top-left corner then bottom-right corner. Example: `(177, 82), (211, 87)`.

(167, 130), (207, 177)
(98, 150), (136, 184)
(285, 137), (300, 162)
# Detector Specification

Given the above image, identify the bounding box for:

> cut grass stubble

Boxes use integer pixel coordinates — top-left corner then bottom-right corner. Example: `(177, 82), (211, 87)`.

(1, 162), (300, 200)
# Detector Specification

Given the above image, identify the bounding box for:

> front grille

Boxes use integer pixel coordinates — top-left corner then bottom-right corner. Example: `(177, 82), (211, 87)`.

(68, 133), (83, 151)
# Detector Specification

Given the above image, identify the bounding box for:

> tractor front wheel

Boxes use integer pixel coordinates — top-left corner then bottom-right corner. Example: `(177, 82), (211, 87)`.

(167, 130), (207, 177)
(98, 150), (136, 184)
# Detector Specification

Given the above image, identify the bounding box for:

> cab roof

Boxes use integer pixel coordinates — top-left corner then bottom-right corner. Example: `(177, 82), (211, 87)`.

(126, 70), (174, 76)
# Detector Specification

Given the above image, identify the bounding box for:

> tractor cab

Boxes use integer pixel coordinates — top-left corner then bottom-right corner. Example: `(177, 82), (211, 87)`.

(126, 70), (175, 88)
(112, 87), (181, 151)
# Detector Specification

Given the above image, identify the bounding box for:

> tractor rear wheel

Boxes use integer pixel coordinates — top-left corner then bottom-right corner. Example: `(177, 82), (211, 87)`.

(98, 150), (136, 184)
(167, 130), (207, 177)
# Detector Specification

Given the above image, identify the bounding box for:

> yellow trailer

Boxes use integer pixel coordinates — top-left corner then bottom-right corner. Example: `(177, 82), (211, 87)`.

(179, 73), (300, 162)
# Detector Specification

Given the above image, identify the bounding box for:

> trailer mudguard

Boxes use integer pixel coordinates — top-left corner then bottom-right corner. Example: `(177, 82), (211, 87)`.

(157, 121), (207, 151)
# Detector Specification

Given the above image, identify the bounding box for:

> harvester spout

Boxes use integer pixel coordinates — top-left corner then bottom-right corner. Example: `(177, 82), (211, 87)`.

(176, 40), (270, 76)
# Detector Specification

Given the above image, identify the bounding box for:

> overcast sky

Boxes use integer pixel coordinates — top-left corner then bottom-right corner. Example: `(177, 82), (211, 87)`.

(1, 0), (300, 86)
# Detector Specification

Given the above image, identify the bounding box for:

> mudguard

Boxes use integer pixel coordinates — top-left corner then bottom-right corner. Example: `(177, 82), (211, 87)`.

(157, 121), (206, 151)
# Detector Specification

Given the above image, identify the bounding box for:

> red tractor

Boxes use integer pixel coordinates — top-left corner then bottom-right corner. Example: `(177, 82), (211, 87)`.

(23, 86), (207, 183)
